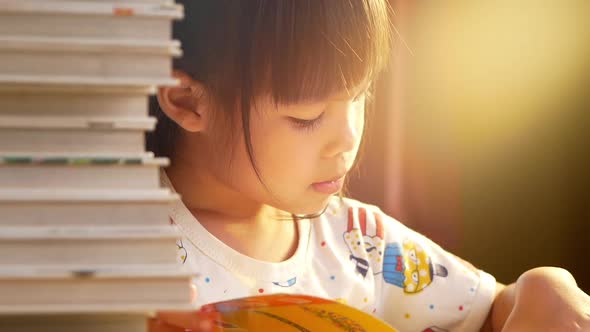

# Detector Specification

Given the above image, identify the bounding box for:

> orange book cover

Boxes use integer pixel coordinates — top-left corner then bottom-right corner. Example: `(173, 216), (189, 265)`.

(151, 293), (399, 332)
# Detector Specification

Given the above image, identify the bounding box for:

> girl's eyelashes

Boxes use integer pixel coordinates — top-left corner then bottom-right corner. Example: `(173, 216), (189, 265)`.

(286, 87), (371, 132)
(288, 112), (325, 132)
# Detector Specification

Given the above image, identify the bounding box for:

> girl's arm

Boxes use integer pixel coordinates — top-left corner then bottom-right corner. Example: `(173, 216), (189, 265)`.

(481, 267), (590, 332)
(480, 282), (513, 331)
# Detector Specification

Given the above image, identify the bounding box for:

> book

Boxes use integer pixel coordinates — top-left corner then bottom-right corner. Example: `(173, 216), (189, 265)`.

(149, 294), (398, 332)
(0, 88), (150, 118)
(0, 188), (178, 227)
(0, 36), (181, 81)
(0, 2), (183, 41)
(0, 114), (155, 130)
(0, 155), (168, 190)
(24, 0), (175, 5)
(0, 314), (148, 332)
(0, 225), (180, 267)
(0, 266), (196, 314)
(0, 116), (154, 154)
(0, 73), (177, 89)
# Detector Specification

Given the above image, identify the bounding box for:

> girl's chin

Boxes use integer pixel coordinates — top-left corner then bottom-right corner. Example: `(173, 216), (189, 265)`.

(290, 196), (333, 217)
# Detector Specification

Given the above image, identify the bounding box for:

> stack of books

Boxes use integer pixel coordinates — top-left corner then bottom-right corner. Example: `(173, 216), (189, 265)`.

(0, 1), (194, 331)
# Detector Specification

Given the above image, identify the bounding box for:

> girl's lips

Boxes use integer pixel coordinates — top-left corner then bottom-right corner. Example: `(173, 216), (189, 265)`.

(312, 177), (344, 194)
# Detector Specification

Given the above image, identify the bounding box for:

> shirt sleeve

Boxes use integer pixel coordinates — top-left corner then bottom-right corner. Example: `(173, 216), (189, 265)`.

(344, 201), (496, 332)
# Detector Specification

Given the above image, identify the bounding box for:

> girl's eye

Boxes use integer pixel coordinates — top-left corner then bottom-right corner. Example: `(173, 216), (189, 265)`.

(288, 112), (324, 132)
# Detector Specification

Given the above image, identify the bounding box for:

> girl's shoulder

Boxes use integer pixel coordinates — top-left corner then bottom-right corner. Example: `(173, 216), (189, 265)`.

(320, 196), (407, 241)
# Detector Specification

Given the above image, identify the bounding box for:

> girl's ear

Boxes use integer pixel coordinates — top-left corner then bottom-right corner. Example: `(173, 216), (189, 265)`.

(157, 70), (211, 133)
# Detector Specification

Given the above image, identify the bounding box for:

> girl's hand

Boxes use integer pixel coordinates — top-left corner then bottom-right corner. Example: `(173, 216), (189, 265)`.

(501, 267), (590, 332)
(148, 284), (211, 332)
(149, 311), (214, 332)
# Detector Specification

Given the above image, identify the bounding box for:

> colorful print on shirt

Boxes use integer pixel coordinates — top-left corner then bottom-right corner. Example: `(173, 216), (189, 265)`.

(272, 277), (297, 288)
(343, 206), (449, 294)
(176, 238), (188, 264)
(170, 217), (188, 264)
(383, 239), (448, 294)
(343, 206), (385, 278)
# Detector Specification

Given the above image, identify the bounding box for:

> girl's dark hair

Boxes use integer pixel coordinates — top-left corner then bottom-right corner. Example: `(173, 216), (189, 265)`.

(147, 0), (393, 215)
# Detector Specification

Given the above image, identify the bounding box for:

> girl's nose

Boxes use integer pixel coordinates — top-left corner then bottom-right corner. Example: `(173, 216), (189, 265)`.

(322, 102), (364, 159)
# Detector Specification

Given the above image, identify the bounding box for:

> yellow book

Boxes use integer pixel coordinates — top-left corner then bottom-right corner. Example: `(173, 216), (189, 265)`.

(151, 293), (398, 332)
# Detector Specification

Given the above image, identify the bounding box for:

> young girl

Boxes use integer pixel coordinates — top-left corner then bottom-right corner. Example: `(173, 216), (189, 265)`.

(149, 1), (590, 331)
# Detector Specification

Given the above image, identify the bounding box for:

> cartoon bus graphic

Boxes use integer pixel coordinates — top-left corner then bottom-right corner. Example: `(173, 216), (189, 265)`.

(383, 239), (448, 294)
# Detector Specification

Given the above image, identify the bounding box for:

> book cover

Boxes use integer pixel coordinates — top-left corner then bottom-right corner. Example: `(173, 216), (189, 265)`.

(151, 294), (399, 332)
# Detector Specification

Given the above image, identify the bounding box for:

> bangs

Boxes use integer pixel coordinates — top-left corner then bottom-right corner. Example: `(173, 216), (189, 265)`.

(173, 0), (392, 110)
(250, 0), (393, 105)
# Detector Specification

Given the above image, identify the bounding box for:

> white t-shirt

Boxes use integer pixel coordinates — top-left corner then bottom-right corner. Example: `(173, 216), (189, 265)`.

(162, 173), (496, 332)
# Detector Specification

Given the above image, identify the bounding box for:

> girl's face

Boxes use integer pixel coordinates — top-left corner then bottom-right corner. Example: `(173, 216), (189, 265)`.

(210, 85), (369, 216)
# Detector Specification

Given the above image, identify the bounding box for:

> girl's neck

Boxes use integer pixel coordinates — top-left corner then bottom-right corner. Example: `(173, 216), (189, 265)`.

(165, 151), (299, 263)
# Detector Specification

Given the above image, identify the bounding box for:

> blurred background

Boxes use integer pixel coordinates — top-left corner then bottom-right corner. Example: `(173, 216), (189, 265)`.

(348, 1), (590, 291)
